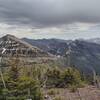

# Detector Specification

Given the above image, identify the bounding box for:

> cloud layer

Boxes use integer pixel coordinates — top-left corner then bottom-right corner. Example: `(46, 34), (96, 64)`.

(0, 0), (100, 27)
(0, 0), (100, 39)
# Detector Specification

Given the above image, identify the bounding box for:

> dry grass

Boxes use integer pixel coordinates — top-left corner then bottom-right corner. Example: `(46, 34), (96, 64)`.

(45, 86), (100, 100)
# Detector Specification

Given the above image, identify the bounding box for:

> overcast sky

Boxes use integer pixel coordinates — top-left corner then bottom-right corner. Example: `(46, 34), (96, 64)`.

(0, 0), (100, 39)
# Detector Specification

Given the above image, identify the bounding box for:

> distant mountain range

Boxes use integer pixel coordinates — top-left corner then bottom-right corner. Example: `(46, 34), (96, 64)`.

(86, 38), (100, 44)
(22, 38), (100, 74)
(22, 38), (72, 55)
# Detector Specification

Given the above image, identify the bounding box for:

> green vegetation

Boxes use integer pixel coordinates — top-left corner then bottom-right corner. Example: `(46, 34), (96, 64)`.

(46, 67), (83, 88)
(0, 58), (44, 100)
(47, 89), (59, 96)
(0, 58), (88, 99)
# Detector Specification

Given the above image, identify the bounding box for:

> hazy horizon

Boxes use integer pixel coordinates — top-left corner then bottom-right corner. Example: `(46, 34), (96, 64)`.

(1, 33), (100, 41)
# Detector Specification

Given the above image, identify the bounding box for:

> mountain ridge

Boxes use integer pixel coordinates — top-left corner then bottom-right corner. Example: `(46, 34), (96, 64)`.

(22, 38), (100, 74)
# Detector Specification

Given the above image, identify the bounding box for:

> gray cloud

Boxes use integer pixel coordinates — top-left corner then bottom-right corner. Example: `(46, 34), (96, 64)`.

(0, 0), (100, 27)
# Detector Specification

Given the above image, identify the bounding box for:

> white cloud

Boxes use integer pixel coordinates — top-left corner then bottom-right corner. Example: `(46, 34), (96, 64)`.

(0, 22), (99, 39)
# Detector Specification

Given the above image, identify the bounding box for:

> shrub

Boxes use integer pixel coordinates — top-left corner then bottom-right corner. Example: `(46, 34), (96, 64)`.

(47, 89), (59, 95)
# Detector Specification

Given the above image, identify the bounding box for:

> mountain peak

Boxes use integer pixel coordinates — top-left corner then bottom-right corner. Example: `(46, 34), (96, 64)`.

(0, 34), (48, 57)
